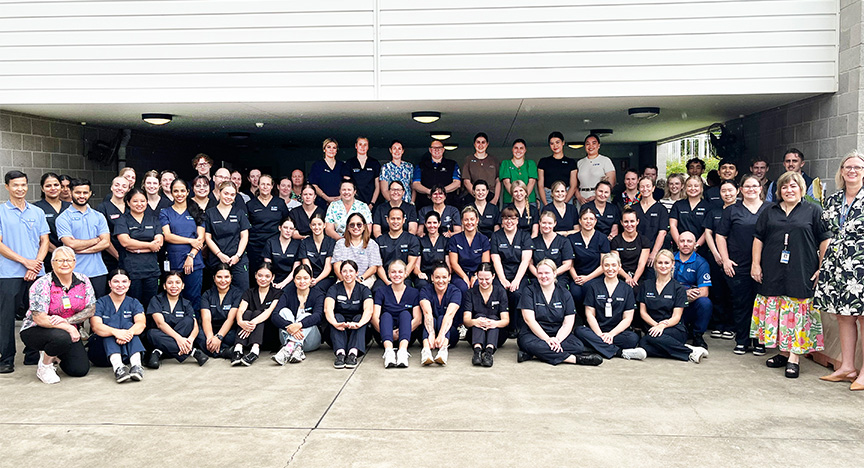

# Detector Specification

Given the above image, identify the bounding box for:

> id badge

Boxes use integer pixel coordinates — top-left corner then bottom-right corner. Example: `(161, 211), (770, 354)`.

(164, 260), (171, 271)
(780, 250), (790, 264)
(604, 299), (613, 318)
(61, 295), (72, 310)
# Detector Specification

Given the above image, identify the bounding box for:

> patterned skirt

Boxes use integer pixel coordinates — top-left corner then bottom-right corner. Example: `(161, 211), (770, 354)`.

(750, 295), (824, 354)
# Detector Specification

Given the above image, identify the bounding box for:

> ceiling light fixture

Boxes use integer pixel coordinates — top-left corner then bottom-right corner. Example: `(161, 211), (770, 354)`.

(142, 113), (173, 125)
(628, 107), (660, 119)
(412, 111), (441, 124)
(567, 142), (584, 149)
(430, 131), (451, 140)
(443, 143), (458, 151)
(255, 122), (264, 128)
(590, 128), (613, 137)
(229, 132), (250, 140)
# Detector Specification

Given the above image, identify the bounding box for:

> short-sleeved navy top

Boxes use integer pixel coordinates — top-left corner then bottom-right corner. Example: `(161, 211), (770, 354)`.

(200, 286), (243, 323)
(419, 284), (462, 318)
(584, 280), (636, 332)
(715, 201), (768, 274)
(637, 278), (688, 323)
(418, 205), (461, 235)
(610, 233), (651, 276)
(114, 211), (161, 279)
(204, 204), (251, 267)
(373, 201), (418, 233)
(633, 201), (669, 246)
(569, 231), (611, 276)
(490, 229), (533, 280)
(583, 200), (621, 237)
(464, 283), (509, 320)
(470, 202), (501, 239)
(418, 234), (448, 276)
(506, 203), (540, 235)
(327, 281), (373, 316)
(246, 196), (290, 248)
(448, 232), (490, 275)
(288, 205), (325, 237)
(263, 237), (302, 283)
(531, 234), (574, 273)
(373, 285), (420, 316)
(146, 293), (196, 328)
(299, 236), (336, 278)
(376, 231), (421, 269)
(518, 282), (575, 336)
(670, 199), (710, 238)
(543, 202), (578, 233)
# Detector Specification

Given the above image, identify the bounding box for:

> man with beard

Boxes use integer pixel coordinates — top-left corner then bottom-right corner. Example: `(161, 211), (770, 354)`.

(56, 179), (111, 297)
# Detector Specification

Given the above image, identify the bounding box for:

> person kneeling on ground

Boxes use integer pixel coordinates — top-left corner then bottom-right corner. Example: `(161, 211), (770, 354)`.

(574, 252), (645, 361)
(145, 270), (209, 369)
(89, 269), (147, 383)
(516, 259), (603, 366)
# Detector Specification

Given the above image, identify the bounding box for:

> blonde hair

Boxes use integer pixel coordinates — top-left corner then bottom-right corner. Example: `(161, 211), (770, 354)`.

(550, 180), (567, 193)
(536, 258), (558, 276)
(600, 251), (620, 266)
(836, 150), (864, 190)
(510, 180), (527, 192)
(775, 171), (806, 200)
(119, 167), (136, 178)
(684, 175), (704, 199)
(664, 173), (686, 199)
(654, 249), (675, 266)
(322, 138), (338, 152)
(539, 210), (558, 223)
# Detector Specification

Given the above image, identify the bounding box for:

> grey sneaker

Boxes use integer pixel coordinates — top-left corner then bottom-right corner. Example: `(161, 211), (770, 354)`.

(288, 343), (305, 363)
(114, 366), (132, 383)
(272, 345), (291, 366)
(129, 365), (144, 381)
(621, 347), (647, 361)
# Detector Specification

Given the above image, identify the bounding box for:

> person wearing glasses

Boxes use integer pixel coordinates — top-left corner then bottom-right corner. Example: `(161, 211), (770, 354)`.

(372, 180), (418, 238)
(815, 151), (864, 390)
(332, 213), (382, 289)
(412, 140), (462, 210)
(191, 153), (214, 188)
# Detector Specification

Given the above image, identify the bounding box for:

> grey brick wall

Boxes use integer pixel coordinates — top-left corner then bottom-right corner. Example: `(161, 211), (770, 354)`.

(0, 110), (117, 202)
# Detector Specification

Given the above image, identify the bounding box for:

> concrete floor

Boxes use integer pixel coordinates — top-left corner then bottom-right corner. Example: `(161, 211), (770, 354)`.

(1, 330), (862, 468)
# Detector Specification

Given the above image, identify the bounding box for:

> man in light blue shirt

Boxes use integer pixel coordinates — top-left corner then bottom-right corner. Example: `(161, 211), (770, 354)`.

(0, 171), (50, 373)
(55, 178), (110, 298)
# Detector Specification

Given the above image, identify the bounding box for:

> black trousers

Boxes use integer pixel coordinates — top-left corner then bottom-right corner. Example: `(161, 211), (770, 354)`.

(0, 278), (35, 366)
(128, 277), (158, 312)
(725, 272), (758, 346)
(145, 317), (204, 362)
(574, 326), (639, 359)
(471, 327), (506, 349)
(329, 313), (368, 355)
(19, 326), (90, 377)
(639, 324), (690, 361)
(517, 332), (585, 365)
(89, 274), (108, 299)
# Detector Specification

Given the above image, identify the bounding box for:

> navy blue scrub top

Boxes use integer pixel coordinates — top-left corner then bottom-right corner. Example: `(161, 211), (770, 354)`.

(419, 284), (462, 318)
(531, 234), (574, 274)
(703, 186), (724, 212)
(569, 231), (611, 275)
(200, 286), (243, 323)
(327, 281), (373, 316)
(490, 230), (533, 280)
(146, 293), (196, 328)
(341, 156), (382, 204)
(159, 207), (204, 271)
(543, 202), (578, 233)
(636, 278), (688, 323)
(448, 232), (490, 275)
(271, 284), (325, 329)
(263, 237), (302, 283)
(373, 285), (420, 315)
(246, 196), (290, 247)
(419, 205), (461, 235)
(703, 206), (723, 233)
(373, 202), (418, 234)
(418, 234), (448, 276)
(518, 282), (575, 336)
(506, 203), (540, 235)
(288, 205), (326, 237)
(584, 280), (636, 332)
(633, 201), (669, 246)
(95, 295), (144, 330)
(33, 199), (70, 247)
(299, 236), (336, 278)
(114, 211), (161, 279)
(204, 204), (251, 266)
(376, 231), (421, 269)
(670, 199), (710, 238)
(309, 159), (345, 208)
(583, 200), (621, 237)
(146, 195), (174, 219)
(464, 283), (509, 320)
(470, 202), (501, 239)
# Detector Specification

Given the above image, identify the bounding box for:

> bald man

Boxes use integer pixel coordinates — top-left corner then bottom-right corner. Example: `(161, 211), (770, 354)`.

(673, 231), (712, 350)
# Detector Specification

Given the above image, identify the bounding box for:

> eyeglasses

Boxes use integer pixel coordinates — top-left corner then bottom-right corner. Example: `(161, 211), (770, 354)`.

(390, 187), (404, 192)
(196, 162), (210, 167)
(52, 258), (75, 264)
(429, 146), (444, 151)
(348, 222), (364, 228)
(843, 165), (864, 172)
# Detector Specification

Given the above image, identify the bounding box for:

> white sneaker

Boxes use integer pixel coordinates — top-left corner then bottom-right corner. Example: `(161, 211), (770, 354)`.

(383, 349), (397, 368)
(621, 347), (647, 361)
(434, 347), (448, 365)
(290, 345), (306, 363)
(396, 349), (410, 368)
(421, 347), (434, 366)
(458, 325), (468, 341)
(687, 346), (709, 364)
(36, 357), (60, 384)
(271, 343), (293, 366)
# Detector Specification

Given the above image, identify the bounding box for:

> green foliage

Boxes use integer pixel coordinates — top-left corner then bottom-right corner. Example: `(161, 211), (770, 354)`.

(665, 157), (721, 178)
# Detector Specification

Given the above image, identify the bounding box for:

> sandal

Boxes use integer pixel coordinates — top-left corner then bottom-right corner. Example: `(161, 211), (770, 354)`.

(785, 362), (800, 379)
(765, 354), (789, 368)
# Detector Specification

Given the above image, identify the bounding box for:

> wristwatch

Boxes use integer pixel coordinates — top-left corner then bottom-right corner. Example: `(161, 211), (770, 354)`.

(215, 333), (224, 340)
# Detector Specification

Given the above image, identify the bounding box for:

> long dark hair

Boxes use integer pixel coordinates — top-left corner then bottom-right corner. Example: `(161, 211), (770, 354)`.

(171, 178), (204, 225)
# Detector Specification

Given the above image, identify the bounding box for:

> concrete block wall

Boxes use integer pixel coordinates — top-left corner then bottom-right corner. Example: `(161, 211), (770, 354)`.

(0, 110), (117, 202)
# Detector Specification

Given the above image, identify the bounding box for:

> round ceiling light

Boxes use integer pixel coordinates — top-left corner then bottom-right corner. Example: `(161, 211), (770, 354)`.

(142, 113), (173, 125)
(590, 129), (613, 137)
(628, 107), (660, 119)
(430, 131), (451, 140)
(412, 111), (441, 124)
(443, 143), (458, 151)
(567, 142), (584, 149)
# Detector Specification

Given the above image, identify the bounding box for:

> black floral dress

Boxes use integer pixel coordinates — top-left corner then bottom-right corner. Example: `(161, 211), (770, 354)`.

(814, 188), (864, 316)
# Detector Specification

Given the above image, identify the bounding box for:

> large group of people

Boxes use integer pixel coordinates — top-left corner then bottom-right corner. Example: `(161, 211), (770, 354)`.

(1, 135), (862, 393)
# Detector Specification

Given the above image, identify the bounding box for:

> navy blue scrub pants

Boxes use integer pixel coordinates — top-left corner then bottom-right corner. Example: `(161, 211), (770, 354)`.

(639, 324), (691, 361)
(517, 332), (585, 365)
(145, 317), (204, 362)
(574, 326), (639, 359)
(128, 277), (158, 313)
(423, 315), (459, 344)
(681, 297), (712, 336)
(200, 319), (237, 357)
(724, 272), (758, 346)
(312, 276), (337, 294)
(228, 258), (250, 292)
(379, 310), (413, 345)
(0, 278), (36, 366)
(451, 276), (471, 300)
(329, 313), (367, 355)
(89, 274), (108, 300)
(495, 277), (528, 334)
(19, 326), (89, 377)
(88, 334), (146, 367)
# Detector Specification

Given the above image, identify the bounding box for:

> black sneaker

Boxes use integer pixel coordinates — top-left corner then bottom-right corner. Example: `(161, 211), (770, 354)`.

(481, 350), (494, 368)
(219, 347), (234, 359)
(472, 347), (482, 366)
(752, 344), (767, 356)
(344, 353), (358, 369)
(575, 353), (603, 366)
(129, 365), (144, 381)
(733, 344), (748, 355)
(517, 351), (533, 363)
(191, 349), (209, 366)
(241, 352), (258, 366)
(230, 351), (244, 366)
(114, 366), (132, 383)
(692, 334), (708, 349)
(333, 353), (345, 369)
(145, 350), (162, 369)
